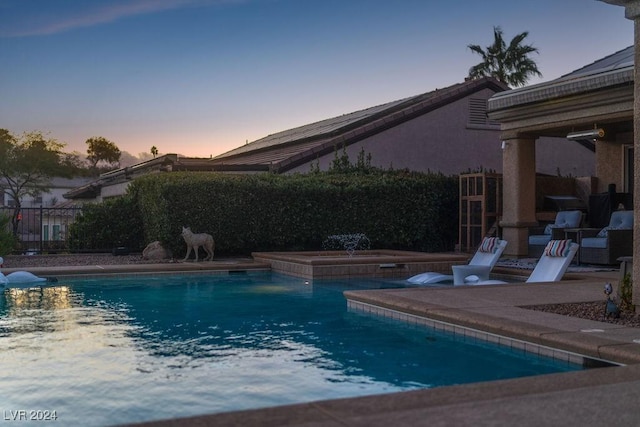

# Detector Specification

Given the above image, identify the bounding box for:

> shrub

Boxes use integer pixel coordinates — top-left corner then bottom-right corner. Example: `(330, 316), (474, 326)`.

(619, 272), (633, 310)
(0, 212), (16, 256)
(68, 196), (144, 252)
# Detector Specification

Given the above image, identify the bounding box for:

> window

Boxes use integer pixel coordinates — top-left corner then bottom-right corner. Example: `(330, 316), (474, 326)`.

(53, 225), (61, 241)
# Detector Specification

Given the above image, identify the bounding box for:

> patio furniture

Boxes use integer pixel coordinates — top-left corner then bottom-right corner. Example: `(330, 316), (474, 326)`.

(528, 210), (582, 258)
(452, 264), (492, 285)
(579, 210), (633, 265)
(407, 237), (507, 285)
(473, 240), (579, 285)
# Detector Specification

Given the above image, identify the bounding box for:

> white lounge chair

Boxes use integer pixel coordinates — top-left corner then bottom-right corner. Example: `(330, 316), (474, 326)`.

(474, 240), (579, 285)
(407, 237), (508, 285)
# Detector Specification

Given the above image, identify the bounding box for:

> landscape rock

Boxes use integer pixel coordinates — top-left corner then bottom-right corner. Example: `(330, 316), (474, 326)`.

(142, 241), (172, 260)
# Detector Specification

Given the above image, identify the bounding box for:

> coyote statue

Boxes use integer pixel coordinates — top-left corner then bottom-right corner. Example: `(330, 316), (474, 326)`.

(181, 227), (215, 262)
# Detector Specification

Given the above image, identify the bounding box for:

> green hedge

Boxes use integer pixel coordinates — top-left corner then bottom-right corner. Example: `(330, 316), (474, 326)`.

(68, 170), (458, 256)
(68, 196), (145, 252)
(126, 170), (458, 256)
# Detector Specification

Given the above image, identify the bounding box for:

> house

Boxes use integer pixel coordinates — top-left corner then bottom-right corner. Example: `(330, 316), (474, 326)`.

(598, 0), (640, 312)
(1, 176), (92, 252)
(64, 77), (595, 203)
(63, 154), (219, 202)
(1, 177), (92, 208)
(487, 45), (634, 256)
(209, 76), (594, 176)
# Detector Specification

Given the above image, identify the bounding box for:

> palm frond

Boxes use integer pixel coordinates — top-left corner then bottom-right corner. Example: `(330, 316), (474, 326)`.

(467, 26), (542, 87)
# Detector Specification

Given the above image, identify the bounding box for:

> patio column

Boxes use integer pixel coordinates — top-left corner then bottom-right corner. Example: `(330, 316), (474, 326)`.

(499, 134), (537, 257)
(600, 0), (640, 309)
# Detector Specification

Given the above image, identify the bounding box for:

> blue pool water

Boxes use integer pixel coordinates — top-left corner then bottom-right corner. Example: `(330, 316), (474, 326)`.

(0, 272), (581, 426)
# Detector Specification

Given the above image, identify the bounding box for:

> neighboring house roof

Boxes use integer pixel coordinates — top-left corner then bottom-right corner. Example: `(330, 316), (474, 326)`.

(210, 77), (509, 172)
(488, 45), (633, 113)
(63, 154), (211, 199)
(0, 176), (92, 190)
(65, 152), (269, 200)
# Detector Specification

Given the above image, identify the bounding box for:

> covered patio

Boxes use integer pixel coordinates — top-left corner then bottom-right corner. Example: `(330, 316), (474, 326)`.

(487, 1), (639, 307)
(488, 45), (633, 257)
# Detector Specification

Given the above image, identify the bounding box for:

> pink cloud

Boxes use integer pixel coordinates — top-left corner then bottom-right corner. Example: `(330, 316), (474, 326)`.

(3, 0), (245, 37)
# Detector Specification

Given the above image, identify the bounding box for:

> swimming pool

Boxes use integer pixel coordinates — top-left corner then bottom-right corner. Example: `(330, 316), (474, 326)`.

(0, 272), (581, 426)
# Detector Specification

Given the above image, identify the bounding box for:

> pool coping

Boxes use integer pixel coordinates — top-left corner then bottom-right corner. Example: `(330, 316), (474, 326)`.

(5, 256), (640, 426)
(0, 258), (271, 279)
(343, 273), (640, 366)
(346, 299), (615, 368)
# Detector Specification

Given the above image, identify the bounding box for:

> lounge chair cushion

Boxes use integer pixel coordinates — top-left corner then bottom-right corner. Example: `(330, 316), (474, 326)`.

(544, 239), (572, 257)
(529, 210), (582, 248)
(580, 237), (608, 249)
(529, 234), (552, 246)
(597, 210), (634, 237)
(597, 224), (631, 237)
(553, 211), (582, 228)
(478, 237), (499, 253)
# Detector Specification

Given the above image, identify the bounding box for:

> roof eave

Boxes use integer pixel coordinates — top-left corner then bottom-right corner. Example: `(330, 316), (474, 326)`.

(488, 67), (634, 113)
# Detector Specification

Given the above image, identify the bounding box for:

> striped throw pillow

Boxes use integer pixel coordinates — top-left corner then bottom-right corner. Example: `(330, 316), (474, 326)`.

(479, 237), (499, 253)
(544, 239), (571, 257)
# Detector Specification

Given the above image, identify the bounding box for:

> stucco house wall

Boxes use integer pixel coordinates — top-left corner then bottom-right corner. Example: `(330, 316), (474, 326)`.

(535, 137), (596, 177)
(288, 94), (499, 175)
(593, 131), (633, 193)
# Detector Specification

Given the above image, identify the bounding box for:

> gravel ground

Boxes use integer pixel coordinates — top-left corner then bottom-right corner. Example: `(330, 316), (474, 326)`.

(1, 253), (172, 268)
(525, 301), (640, 328)
(3, 253), (640, 327)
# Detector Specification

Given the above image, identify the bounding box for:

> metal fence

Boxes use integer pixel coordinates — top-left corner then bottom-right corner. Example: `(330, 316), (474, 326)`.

(0, 206), (84, 254)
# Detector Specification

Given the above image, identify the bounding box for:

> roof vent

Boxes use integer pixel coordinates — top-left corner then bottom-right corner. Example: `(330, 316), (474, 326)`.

(469, 98), (499, 126)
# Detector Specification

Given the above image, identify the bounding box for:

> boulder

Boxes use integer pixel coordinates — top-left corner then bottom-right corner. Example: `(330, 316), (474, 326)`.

(142, 241), (172, 260)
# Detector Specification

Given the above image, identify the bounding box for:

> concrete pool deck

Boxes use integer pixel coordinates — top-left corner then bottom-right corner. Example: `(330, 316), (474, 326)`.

(5, 255), (640, 426)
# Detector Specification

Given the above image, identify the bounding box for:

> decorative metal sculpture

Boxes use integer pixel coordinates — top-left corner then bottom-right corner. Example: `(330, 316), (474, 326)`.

(323, 233), (370, 257)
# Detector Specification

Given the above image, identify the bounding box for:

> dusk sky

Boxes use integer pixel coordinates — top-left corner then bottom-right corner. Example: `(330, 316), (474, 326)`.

(0, 0), (634, 159)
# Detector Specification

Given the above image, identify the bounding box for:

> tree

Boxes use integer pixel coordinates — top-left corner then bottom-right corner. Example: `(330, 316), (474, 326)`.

(0, 211), (16, 255)
(150, 146), (158, 158)
(467, 26), (542, 88)
(0, 129), (72, 235)
(61, 151), (92, 177)
(86, 136), (121, 170)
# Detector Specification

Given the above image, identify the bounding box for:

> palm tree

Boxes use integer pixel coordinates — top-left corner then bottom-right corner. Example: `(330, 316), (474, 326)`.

(467, 26), (542, 88)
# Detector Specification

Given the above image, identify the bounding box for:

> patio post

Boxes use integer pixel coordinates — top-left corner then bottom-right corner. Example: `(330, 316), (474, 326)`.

(600, 0), (640, 309)
(499, 134), (537, 257)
